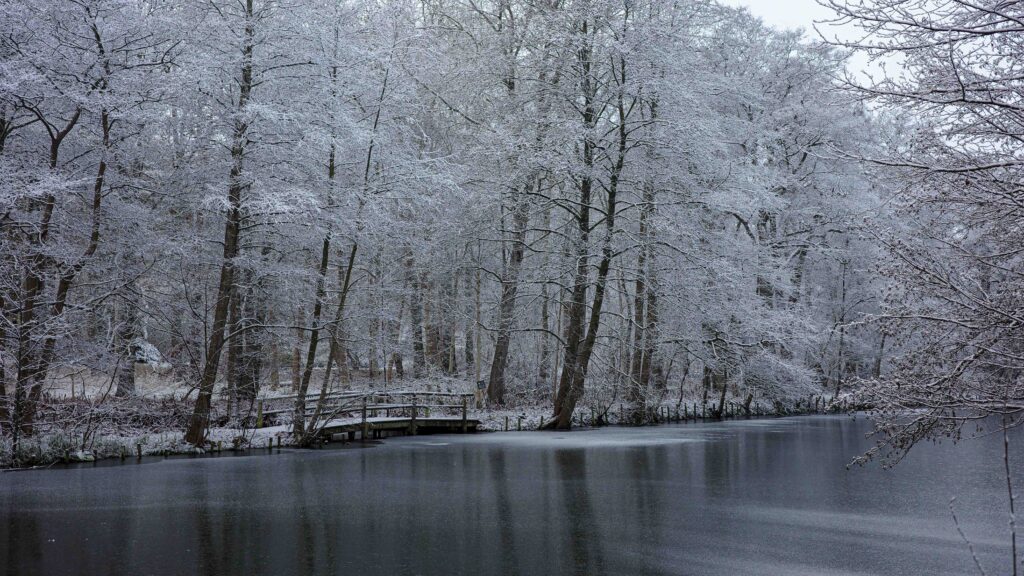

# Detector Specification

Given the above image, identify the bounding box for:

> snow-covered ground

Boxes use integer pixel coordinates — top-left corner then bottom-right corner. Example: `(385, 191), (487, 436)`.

(5, 368), (828, 468)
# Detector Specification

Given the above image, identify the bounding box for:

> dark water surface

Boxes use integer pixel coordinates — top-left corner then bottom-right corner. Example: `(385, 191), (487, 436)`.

(1, 415), (1019, 576)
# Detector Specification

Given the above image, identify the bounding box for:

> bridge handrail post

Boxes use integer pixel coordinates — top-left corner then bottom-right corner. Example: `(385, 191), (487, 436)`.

(361, 397), (368, 442)
(461, 397), (468, 433)
(409, 395), (418, 435)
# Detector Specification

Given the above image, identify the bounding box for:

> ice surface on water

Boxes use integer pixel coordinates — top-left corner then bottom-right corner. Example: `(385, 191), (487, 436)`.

(1, 416), (1019, 576)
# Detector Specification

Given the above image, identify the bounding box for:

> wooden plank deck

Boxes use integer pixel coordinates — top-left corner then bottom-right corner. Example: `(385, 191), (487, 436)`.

(318, 415), (481, 441)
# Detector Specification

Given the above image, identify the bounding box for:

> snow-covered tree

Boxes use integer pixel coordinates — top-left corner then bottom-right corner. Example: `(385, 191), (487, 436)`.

(820, 0), (1024, 460)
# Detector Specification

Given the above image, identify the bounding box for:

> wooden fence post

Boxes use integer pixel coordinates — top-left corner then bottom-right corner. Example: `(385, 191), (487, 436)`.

(461, 397), (468, 433)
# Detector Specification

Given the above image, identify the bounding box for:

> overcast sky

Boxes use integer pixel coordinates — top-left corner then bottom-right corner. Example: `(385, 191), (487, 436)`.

(719, 0), (879, 76)
(719, 0), (839, 34)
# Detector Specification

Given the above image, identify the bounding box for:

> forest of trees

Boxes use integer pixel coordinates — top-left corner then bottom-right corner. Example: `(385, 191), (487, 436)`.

(0, 0), (1019, 457)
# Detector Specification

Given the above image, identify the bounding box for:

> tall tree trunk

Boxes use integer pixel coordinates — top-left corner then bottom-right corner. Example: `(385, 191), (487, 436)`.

(0, 295), (7, 425)
(291, 307), (304, 392)
(486, 185), (530, 406)
(628, 171), (660, 422)
(385, 289), (405, 382)
(320, 243), (357, 393)
(628, 214), (651, 422)
(464, 252), (476, 377)
(236, 267), (262, 410)
(790, 246), (808, 306)
(551, 206), (591, 424)
(183, 1), (254, 445)
(444, 274), (457, 375)
(423, 280), (443, 372)
(834, 258), (849, 398)
(550, 26), (628, 429)
(475, 243), (482, 385)
(368, 291), (380, 380)
(268, 307), (281, 390)
(551, 19), (599, 429)
(539, 280), (551, 386)
(13, 108), (82, 444)
(292, 233), (331, 440)
(537, 203), (553, 390)
(646, 274), (664, 390)
(311, 243), (357, 432)
(114, 283), (139, 398)
(226, 284), (241, 418)
(307, 242), (356, 430)
(407, 253), (426, 378)
(873, 331), (886, 380)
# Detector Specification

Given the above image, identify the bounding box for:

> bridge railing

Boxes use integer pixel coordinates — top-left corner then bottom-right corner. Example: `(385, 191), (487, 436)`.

(254, 389), (475, 429)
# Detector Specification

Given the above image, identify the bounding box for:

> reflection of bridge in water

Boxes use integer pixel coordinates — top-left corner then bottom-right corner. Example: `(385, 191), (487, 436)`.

(254, 390), (480, 441)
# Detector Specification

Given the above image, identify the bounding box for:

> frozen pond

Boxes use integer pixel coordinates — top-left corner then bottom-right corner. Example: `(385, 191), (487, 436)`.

(1, 415), (1018, 575)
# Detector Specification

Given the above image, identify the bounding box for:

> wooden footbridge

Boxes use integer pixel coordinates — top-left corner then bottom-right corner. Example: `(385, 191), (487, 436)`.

(253, 389), (481, 442)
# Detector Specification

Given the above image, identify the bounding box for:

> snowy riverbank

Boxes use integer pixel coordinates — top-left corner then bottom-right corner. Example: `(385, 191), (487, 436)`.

(1, 390), (839, 469)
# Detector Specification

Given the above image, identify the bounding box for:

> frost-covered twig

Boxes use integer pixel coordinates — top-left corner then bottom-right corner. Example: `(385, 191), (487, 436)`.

(950, 497), (987, 576)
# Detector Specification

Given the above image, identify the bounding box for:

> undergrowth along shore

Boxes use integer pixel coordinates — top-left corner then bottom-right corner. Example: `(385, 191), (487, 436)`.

(1, 392), (853, 469)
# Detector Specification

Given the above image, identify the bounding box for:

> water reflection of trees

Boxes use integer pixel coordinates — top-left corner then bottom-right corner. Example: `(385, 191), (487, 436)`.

(555, 449), (605, 576)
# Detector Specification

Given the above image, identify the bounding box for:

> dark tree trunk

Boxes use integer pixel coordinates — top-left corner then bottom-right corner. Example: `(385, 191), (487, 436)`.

(320, 243), (357, 392)
(267, 307), (281, 389)
(183, 1), (254, 445)
(13, 108), (83, 444)
(423, 279), (443, 372)
(487, 186), (530, 406)
(226, 284), (241, 416)
(873, 331), (886, 380)
(538, 280), (551, 386)
(464, 262), (476, 377)
(627, 193), (655, 423)
(236, 267), (263, 410)
(291, 307), (304, 392)
(310, 243), (357, 433)
(550, 28), (628, 429)
(293, 234), (331, 440)
(408, 255), (426, 378)
(114, 285), (139, 398)
(385, 292), (404, 382)
(551, 21), (598, 429)
(627, 98), (661, 424)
